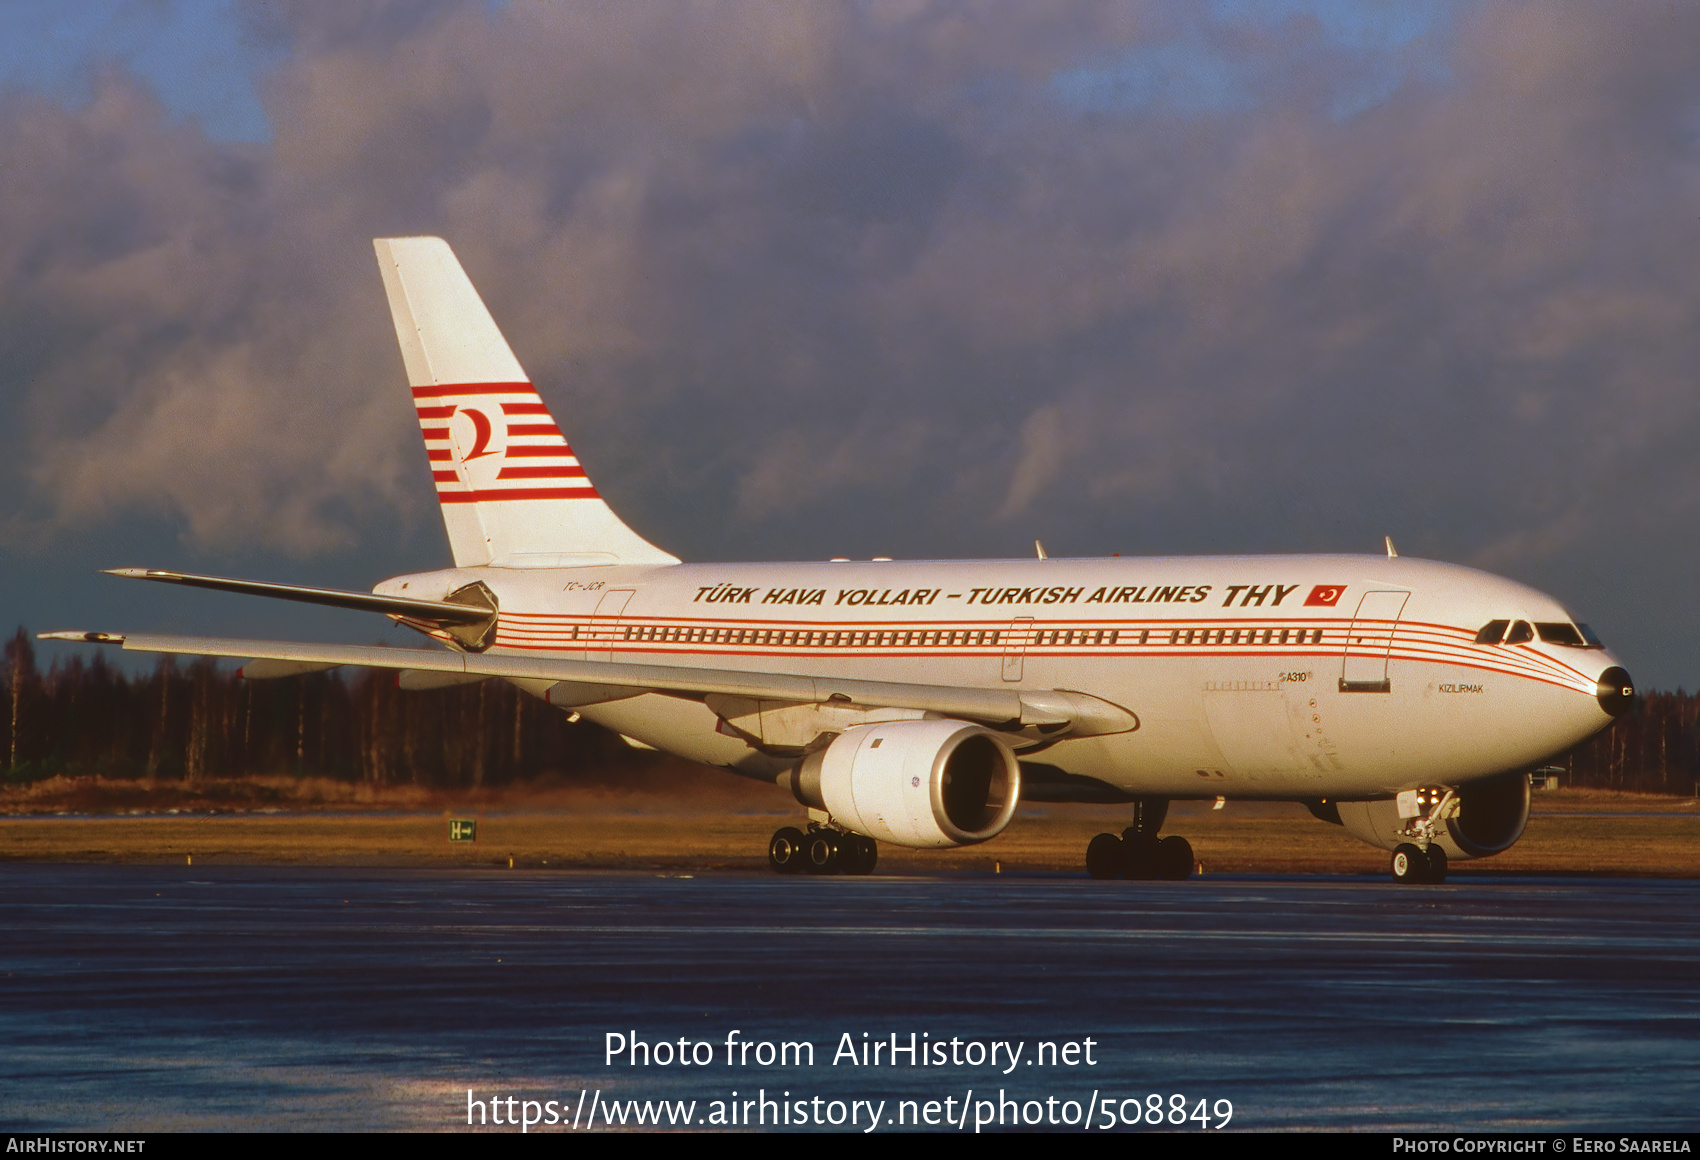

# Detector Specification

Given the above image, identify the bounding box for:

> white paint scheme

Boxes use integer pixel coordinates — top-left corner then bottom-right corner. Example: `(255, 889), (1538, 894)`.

(367, 553), (1624, 803)
(50, 237), (1633, 871)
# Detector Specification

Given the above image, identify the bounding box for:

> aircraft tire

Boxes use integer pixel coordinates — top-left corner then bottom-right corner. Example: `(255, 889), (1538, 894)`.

(844, 834), (878, 876)
(1390, 843), (1426, 883)
(1121, 832), (1160, 880)
(769, 827), (808, 875)
(805, 830), (842, 875)
(1155, 835), (1195, 881)
(1423, 845), (1448, 884)
(1085, 833), (1123, 879)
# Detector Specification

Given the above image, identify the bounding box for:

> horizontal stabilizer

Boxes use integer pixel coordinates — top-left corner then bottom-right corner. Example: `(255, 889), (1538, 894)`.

(102, 568), (494, 625)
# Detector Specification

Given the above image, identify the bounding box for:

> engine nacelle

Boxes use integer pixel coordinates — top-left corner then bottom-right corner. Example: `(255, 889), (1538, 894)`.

(784, 720), (1021, 848)
(1334, 771), (1532, 860)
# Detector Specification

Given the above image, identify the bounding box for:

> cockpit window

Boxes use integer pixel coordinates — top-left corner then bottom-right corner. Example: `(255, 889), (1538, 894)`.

(1474, 620), (1509, 644)
(1479, 618), (1599, 647)
(1535, 622), (1588, 647)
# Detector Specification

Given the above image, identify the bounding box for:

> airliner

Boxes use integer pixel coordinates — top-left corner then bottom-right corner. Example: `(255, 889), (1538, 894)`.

(44, 237), (1635, 884)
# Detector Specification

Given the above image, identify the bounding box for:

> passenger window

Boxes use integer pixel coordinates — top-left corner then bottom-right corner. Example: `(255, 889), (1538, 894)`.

(1535, 622), (1586, 647)
(1505, 621), (1534, 644)
(1474, 620), (1509, 644)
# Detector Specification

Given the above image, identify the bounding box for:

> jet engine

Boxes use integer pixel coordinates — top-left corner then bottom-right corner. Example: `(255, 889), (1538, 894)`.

(782, 720), (1021, 848)
(1334, 770), (1532, 860)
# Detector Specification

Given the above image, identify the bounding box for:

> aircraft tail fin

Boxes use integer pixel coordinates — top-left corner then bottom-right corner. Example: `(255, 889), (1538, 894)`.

(373, 236), (678, 568)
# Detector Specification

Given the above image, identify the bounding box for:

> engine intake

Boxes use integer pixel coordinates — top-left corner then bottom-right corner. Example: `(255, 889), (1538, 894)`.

(1447, 771), (1532, 857)
(785, 720), (1021, 848)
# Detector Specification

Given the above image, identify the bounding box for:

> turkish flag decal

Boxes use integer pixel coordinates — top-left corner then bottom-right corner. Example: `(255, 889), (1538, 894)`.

(1304, 584), (1347, 607)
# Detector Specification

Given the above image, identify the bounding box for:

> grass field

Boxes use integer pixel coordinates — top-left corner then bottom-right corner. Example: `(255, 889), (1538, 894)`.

(0, 773), (1694, 876)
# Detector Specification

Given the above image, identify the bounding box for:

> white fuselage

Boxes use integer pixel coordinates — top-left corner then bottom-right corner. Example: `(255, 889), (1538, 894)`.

(377, 553), (1622, 801)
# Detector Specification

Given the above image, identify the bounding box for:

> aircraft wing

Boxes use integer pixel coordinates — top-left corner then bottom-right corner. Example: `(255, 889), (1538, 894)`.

(38, 631), (1137, 736)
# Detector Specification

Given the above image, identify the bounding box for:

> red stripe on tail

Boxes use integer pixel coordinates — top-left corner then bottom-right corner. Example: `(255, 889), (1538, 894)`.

(411, 381), (536, 399)
(437, 486), (602, 502)
(498, 465), (590, 480)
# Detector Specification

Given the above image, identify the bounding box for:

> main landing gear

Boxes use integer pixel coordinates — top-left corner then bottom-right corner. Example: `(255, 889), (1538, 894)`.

(1085, 798), (1195, 881)
(768, 825), (878, 876)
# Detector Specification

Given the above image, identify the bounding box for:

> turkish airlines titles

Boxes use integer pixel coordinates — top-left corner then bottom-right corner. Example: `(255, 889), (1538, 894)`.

(691, 582), (1338, 609)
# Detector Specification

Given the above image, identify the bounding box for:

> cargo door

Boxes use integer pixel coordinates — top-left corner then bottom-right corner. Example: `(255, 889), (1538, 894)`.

(1203, 686), (1325, 783)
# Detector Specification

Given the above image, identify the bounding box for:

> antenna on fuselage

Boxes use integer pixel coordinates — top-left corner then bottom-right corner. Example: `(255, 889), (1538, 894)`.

(1384, 535), (1399, 558)
(1034, 540), (1048, 560)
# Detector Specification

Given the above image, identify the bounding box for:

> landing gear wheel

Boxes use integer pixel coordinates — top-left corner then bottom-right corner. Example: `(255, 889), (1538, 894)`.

(1422, 845), (1448, 884)
(804, 830), (841, 875)
(1086, 833), (1123, 879)
(1155, 835), (1195, 881)
(843, 834), (878, 876)
(1390, 843), (1427, 884)
(1120, 831), (1159, 880)
(768, 827), (808, 875)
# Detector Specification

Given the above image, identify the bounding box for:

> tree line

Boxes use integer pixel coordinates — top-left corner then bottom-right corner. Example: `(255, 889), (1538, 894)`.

(3, 629), (635, 787)
(4, 628), (1697, 794)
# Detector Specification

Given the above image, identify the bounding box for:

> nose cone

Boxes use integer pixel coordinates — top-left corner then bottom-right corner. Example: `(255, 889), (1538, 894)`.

(1596, 666), (1636, 717)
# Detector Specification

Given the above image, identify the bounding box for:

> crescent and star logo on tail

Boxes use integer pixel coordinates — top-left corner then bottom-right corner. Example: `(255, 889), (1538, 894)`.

(452, 406), (499, 460)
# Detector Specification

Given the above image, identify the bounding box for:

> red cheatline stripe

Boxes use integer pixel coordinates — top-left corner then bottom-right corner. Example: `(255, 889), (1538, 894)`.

(504, 444), (576, 457)
(506, 423), (563, 437)
(437, 487), (601, 502)
(419, 426), (449, 441)
(426, 449), (452, 462)
(431, 470), (458, 482)
(498, 465), (589, 479)
(411, 381), (536, 399)
(415, 405), (455, 419)
(502, 402), (550, 415)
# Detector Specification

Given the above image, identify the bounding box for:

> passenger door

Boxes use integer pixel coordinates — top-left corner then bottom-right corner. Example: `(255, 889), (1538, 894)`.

(1001, 617), (1034, 682)
(586, 589), (635, 660)
(1340, 590), (1409, 693)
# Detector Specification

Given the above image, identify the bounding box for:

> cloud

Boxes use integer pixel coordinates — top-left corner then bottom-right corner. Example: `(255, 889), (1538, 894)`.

(998, 405), (1069, 520)
(5, 0), (1700, 676)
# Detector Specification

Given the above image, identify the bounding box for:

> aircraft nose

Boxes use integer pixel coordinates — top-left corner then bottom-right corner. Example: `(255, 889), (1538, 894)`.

(1596, 666), (1636, 717)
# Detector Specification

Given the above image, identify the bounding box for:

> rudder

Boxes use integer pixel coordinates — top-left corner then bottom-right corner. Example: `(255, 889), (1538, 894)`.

(373, 236), (677, 568)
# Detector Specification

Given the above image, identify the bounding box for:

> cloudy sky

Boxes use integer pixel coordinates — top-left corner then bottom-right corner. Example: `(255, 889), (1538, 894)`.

(4, 0), (1699, 687)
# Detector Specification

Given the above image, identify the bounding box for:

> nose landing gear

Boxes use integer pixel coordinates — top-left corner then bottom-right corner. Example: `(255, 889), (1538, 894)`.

(1391, 842), (1448, 884)
(1388, 787), (1456, 884)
